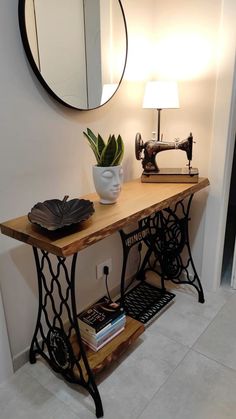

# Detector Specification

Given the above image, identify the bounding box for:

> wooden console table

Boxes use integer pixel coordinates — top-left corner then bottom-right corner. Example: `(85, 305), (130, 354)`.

(0, 177), (209, 417)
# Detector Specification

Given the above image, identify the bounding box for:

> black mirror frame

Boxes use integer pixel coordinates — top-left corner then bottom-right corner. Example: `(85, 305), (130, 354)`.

(18, 0), (128, 111)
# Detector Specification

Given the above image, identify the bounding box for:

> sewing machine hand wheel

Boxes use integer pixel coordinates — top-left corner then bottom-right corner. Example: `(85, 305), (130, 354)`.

(135, 133), (144, 160)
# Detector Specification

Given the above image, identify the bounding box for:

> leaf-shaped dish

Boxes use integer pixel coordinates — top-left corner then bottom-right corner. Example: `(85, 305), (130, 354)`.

(28, 196), (95, 231)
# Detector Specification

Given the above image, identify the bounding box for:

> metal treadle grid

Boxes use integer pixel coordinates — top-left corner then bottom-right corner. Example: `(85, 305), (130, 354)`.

(121, 281), (175, 325)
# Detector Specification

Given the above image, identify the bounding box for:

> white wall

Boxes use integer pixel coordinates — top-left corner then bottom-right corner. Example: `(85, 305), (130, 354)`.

(0, 290), (13, 383)
(148, 0), (221, 276)
(0, 0), (221, 371)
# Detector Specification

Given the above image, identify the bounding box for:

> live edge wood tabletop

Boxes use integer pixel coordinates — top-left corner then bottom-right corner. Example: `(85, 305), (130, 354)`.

(0, 177), (209, 257)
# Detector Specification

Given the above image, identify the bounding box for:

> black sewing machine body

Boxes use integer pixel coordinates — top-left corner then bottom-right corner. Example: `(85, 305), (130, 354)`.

(135, 133), (194, 174)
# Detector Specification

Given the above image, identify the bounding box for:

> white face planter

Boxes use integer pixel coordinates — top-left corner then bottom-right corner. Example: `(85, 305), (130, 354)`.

(92, 165), (124, 204)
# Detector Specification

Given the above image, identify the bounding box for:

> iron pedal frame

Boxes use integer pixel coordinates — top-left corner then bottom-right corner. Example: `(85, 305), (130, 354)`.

(118, 281), (175, 325)
(119, 193), (205, 305)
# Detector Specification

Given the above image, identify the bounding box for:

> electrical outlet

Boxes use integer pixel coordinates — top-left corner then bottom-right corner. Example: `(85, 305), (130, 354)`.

(96, 258), (112, 279)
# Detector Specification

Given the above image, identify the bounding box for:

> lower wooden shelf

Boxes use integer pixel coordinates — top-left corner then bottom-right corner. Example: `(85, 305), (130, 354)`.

(71, 316), (144, 378)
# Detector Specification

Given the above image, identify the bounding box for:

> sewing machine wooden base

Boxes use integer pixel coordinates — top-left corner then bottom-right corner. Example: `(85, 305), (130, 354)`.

(141, 167), (199, 183)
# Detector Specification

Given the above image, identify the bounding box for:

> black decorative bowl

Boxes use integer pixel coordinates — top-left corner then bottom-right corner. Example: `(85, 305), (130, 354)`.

(28, 195), (95, 231)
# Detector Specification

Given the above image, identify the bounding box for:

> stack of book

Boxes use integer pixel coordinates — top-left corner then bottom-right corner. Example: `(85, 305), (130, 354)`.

(78, 296), (126, 352)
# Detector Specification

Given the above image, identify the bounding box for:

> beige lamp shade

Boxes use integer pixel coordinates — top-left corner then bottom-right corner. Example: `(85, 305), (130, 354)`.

(143, 80), (179, 109)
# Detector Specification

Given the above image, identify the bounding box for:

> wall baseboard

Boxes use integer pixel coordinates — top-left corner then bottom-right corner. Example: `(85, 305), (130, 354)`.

(13, 347), (30, 372)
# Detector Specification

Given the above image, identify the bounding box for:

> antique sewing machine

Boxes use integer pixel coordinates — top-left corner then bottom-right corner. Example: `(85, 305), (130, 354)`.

(135, 132), (199, 183)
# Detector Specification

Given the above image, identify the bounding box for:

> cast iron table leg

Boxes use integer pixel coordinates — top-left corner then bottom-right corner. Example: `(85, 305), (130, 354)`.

(139, 194), (205, 303)
(29, 247), (103, 418)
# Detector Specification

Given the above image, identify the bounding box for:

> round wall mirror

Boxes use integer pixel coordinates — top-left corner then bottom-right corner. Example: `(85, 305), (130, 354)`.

(18, 0), (128, 110)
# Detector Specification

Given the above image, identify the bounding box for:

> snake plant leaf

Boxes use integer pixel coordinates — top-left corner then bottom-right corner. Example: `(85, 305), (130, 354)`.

(100, 135), (117, 166)
(83, 131), (100, 163)
(97, 134), (106, 156)
(112, 135), (124, 165)
(84, 129), (125, 166)
(86, 128), (98, 145)
(107, 134), (114, 145)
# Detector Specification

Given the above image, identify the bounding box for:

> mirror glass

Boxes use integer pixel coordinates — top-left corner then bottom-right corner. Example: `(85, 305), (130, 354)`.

(19, 0), (128, 110)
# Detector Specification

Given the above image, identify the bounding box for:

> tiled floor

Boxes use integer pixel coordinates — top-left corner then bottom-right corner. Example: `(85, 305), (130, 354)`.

(1, 284), (236, 419)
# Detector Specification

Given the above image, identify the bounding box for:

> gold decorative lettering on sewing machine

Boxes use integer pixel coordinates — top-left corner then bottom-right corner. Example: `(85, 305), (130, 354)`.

(135, 132), (199, 183)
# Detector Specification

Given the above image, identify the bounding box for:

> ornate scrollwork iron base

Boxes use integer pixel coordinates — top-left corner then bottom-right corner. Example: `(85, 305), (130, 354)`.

(29, 193), (203, 418)
(119, 194), (204, 305)
(30, 248), (103, 418)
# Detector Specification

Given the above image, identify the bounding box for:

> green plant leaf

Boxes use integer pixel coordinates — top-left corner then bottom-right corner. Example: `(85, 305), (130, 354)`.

(107, 134), (113, 145)
(86, 128), (98, 145)
(100, 136), (117, 166)
(83, 131), (100, 164)
(112, 135), (124, 165)
(97, 134), (106, 156)
(84, 130), (125, 167)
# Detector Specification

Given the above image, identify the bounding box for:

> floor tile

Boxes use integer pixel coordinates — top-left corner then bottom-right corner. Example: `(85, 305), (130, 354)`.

(93, 331), (188, 419)
(5, 286), (236, 419)
(23, 329), (188, 419)
(138, 350), (236, 419)
(194, 293), (236, 370)
(147, 287), (230, 347)
(23, 359), (104, 417)
(0, 369), (82, 419)
(22, 359), (54, 387)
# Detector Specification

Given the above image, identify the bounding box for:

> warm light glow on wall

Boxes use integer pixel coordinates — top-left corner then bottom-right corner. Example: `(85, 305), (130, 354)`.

(124, 36), (153, 81)
(154, 32), (213, 80)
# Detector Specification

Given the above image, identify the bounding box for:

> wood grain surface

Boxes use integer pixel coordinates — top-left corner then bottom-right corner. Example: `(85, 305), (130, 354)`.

(71, 316), (145, 378)
(0, 177), (209, 257)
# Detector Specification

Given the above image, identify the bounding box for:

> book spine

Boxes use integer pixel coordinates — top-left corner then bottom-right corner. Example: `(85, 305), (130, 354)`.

(93, 316), (126, 340)
(78, 296), (124, 333)
(81, 318), (126, 345)
(83, 327), (125, 352)
(79, 313), (126, 335)
(80, 315), (126, 341)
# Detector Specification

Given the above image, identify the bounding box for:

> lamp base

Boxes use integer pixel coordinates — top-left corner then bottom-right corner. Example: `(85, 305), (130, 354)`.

(141, 167), (199, 183)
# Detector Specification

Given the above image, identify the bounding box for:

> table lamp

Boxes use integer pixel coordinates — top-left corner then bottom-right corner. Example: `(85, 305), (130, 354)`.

(143, 80), (179, 141)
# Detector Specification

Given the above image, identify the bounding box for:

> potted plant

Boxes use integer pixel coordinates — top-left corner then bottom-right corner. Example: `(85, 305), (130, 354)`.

(84, 128), (124, 204)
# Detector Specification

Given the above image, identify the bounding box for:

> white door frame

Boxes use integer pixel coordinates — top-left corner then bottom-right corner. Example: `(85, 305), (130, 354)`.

(227, 76), (236, 289)
(201, 0), (236, 291)
(229, 81), (236, 289)
(231, 235), (236, 288)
